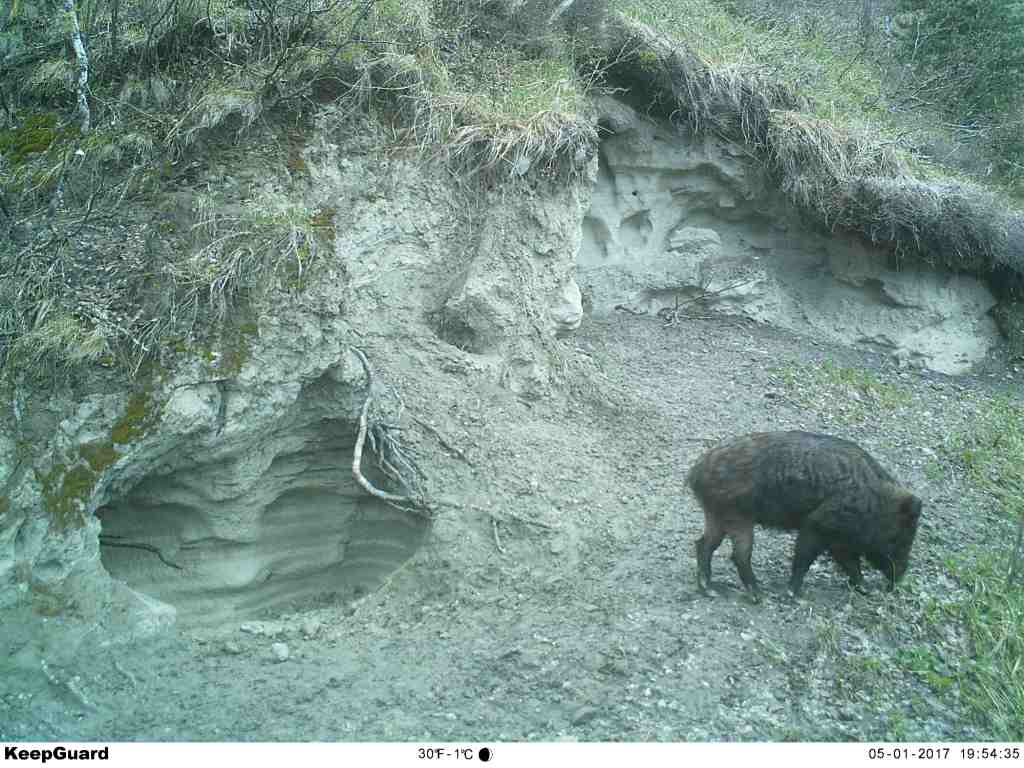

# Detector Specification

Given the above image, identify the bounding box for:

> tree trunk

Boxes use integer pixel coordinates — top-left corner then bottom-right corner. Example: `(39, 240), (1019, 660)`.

(63, 0), (90, 134)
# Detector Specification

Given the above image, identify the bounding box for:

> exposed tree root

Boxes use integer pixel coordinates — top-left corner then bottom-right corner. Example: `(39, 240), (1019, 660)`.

(350, 346), (434, 519)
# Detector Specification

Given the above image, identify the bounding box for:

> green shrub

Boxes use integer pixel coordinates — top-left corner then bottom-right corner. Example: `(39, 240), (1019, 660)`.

(895, 0), (1024, 119)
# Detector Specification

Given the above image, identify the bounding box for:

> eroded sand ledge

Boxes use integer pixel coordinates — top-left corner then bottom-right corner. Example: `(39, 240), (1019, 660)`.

(578, 97), (1000, 375)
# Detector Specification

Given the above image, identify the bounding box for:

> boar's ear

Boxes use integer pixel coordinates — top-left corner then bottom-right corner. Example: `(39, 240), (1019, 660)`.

(901, 495), (922, 522)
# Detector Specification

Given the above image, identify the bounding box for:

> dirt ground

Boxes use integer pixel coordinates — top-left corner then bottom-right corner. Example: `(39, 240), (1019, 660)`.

(2, 312), (1021, 742)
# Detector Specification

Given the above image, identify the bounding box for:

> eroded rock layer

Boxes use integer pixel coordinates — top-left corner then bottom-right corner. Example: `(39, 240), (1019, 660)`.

(0, 111), (593, 637)
(578, 98), (1000, 374)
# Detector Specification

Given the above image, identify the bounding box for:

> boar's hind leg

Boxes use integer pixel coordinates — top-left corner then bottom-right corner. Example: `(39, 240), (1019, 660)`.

(730, 524), (760, 601)
(695, 517), (726, 594)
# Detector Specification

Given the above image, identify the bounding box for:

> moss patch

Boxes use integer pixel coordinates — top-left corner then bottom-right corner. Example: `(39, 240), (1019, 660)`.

(110, 390), (158, 445)
(209, 316), (259, 378)
(0, 112), (73, 165)
(309, 206), (337, 245)
(39, 462), (95, 530)
(79, 439), (121, 473)
(216, 344), (248, 377)
(29, 579), (79, 617)
(36, 395), (149, 530)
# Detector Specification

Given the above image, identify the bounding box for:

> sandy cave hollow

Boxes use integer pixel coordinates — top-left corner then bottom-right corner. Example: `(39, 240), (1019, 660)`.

(97, 418), (429, 626)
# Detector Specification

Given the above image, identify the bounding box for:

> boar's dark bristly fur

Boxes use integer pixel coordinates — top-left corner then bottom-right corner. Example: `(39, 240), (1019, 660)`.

(687, 431), (922, 600)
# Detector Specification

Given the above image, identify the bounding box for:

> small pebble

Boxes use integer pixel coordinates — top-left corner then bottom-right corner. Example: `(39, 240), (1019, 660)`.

(571, 706), (599, 725)
(271, 642), (290, 662)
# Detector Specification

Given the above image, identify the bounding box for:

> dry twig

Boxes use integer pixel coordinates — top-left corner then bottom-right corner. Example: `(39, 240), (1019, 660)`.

(413, 416), (472, 465)
(658, 277), (757, 326)
(40, 659), (95, 711)
(492, 518), (506, 555)
(113, 660), (138, 690)
(470, 504), (558, 531)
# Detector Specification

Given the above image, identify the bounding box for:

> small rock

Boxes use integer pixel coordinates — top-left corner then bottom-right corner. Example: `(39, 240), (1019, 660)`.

(271, 642), (290, 662)
(240, 620), (284, 637)
(223, 641), (243, 655)
(519, 651), (543, 671)
(571, 706), (599, 725)
(301, 619), (321, 639)
(599, 659), (628, 676)
(263, 621), (285, 637)
(838, 705), (860, 722)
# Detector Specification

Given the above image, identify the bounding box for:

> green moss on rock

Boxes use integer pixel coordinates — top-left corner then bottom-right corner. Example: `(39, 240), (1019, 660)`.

(0, 112), (72, 165)
(39, 462), (94, 530)
(36, 417), (135, 530)
(309, 206), (337, 245)
(79, 439), (121, 473)
(30, 580), (78, 617)
(111, 391), (157, 445)
(209, 317), (258, 377)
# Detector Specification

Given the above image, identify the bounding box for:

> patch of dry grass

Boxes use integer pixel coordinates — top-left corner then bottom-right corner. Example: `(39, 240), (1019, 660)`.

(0, 0), (604, 379)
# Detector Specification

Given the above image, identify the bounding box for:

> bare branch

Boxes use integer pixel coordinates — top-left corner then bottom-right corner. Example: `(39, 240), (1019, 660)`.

(63, 0), (91, 134)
